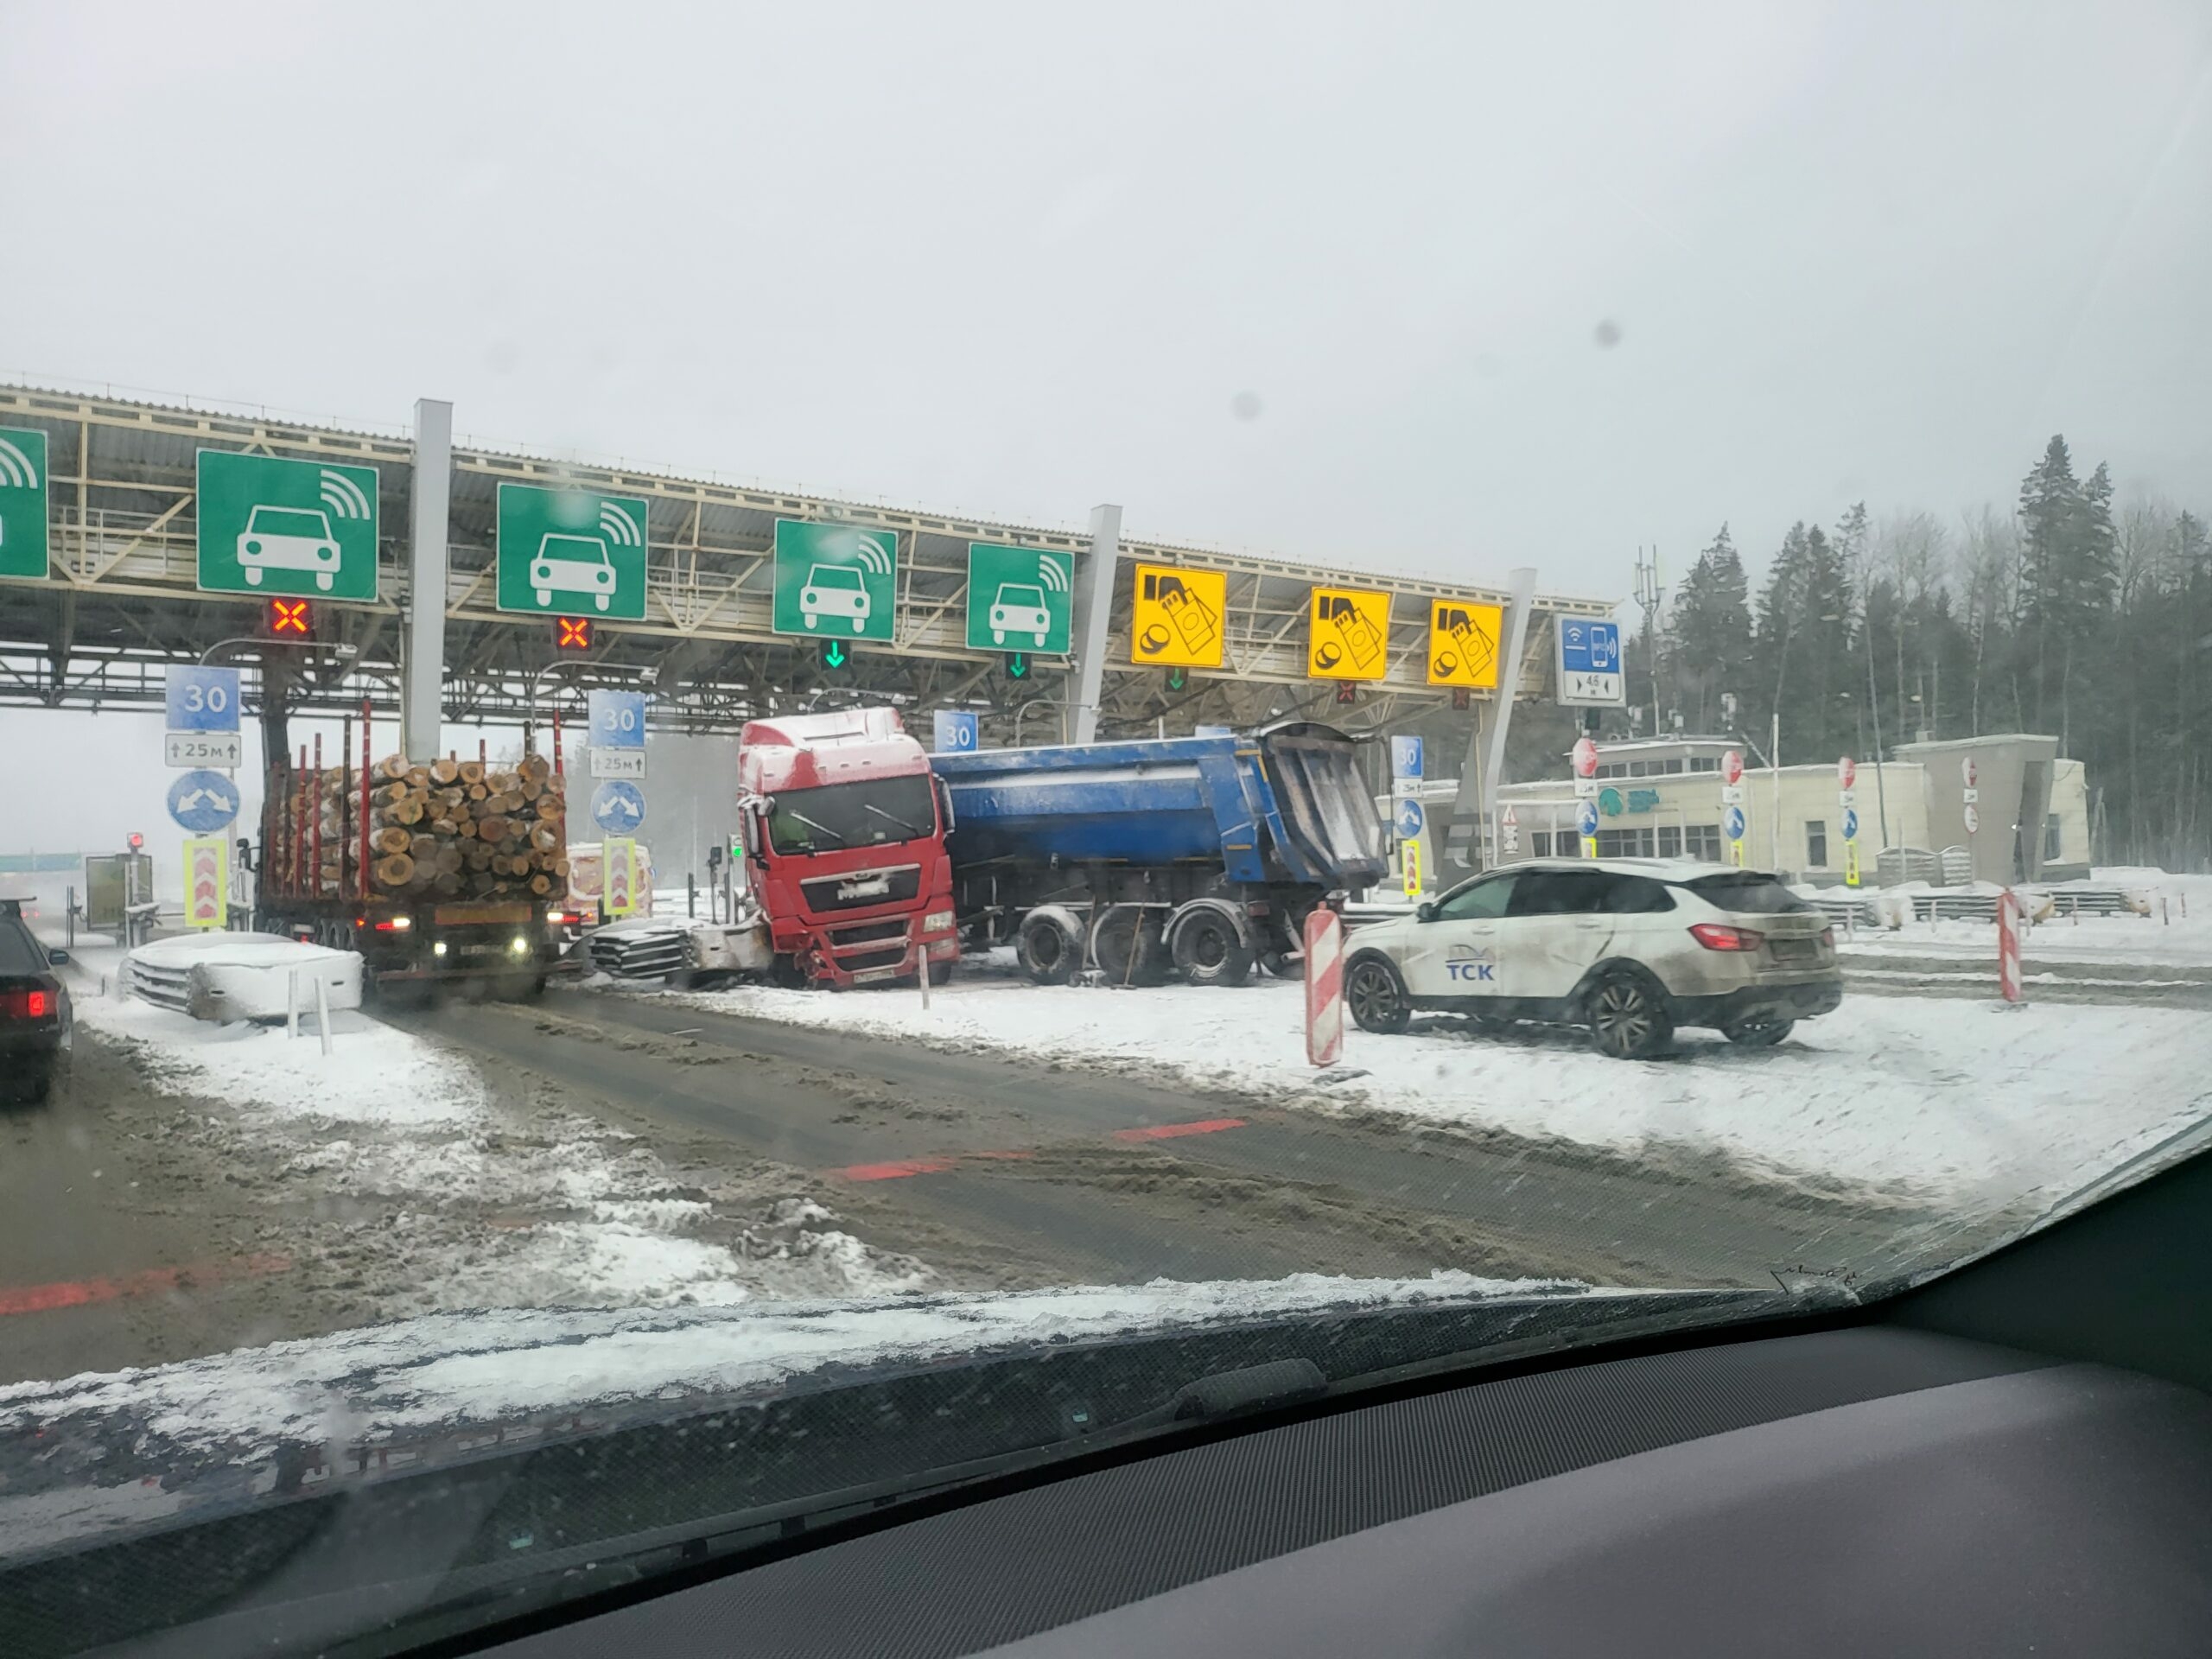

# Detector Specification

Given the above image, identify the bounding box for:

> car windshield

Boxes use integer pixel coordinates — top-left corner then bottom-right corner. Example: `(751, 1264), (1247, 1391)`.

(247, 507), (325, 537)
(768, 773), (937, 854)
(3, 9), (2208, 1656)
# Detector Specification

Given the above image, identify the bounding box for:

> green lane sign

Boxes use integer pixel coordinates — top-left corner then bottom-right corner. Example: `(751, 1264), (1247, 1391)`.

(773, 519), (898, 642)
(0, 426), (48, 582)
(196, 449), (380, 601)
(497, 483), (650, 620)
(966, 543), (1072, 656)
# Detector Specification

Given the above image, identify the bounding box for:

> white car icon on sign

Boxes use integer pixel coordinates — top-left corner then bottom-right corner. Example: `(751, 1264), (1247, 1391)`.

(989, 582), (1051, 646)
(238, 505), (341, 590)
(800, 564), (870, 632)
(531, 533), (618, 611)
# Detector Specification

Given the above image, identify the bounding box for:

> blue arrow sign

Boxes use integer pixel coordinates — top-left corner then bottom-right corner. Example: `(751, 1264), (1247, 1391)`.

(590, 779), (648, 833)
(587, 690), (648, 751)
(1394, 798), (1425, 839)
(1576, 800), (1600, 838)
(166, 769), (240, 833)
(1725, 804), (1747, 842)
(1843, 807), (1859, 841)
(165, 665), (241, 733)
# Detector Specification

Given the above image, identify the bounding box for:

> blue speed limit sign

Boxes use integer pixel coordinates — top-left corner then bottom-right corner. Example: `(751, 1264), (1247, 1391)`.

(1724, 805), (1747, 841)
(1843, 808), (1859, 840)
(1575, 800), (1600, 837)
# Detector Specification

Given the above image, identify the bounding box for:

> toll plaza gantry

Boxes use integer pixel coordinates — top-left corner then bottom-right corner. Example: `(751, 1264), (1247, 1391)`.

(0, 383), (1614, 762)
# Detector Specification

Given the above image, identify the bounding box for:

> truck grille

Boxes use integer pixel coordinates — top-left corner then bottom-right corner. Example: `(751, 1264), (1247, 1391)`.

(836, 946), (909, 974)
(831, 918), (912, 946)
(799, 865), (922, 914)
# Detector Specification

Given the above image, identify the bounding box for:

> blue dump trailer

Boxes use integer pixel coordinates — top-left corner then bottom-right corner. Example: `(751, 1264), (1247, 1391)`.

(927, 721), (1388, 986)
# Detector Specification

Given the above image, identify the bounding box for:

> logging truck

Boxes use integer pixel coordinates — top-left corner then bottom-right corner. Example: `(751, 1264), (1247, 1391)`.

(251, 723), (573, 995)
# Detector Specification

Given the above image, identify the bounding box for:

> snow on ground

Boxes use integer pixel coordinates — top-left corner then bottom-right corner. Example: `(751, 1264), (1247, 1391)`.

(0, 1269), (1582, 1461)
(662, 952), (2211, 1211)
(73, 984), (925, 1315)
(1817, 870), (2212, 967)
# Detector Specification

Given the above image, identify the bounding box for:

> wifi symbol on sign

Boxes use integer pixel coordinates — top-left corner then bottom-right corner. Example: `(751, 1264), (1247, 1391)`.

(1036, 553), (1071, 594)
(853, 535), (894, 579)
(319, 469), (372, 520)
(0, 437), (41, 491)
(599, 503), (643, 547)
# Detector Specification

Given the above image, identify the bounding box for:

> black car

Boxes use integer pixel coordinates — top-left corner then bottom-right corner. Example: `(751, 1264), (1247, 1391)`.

(0, 899), (72, 1102)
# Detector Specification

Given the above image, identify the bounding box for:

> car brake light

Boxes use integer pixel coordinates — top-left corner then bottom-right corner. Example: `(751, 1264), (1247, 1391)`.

(26, 990), (47, 1018)
(1688, 923), (1764, 951)
(1, 990), (49, 1019)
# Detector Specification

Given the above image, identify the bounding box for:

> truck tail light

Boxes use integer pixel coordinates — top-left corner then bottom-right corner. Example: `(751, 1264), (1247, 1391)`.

(1688, 923), (1764, 952)
(547, 910), (586, 926)
(373, 916), (411, 932)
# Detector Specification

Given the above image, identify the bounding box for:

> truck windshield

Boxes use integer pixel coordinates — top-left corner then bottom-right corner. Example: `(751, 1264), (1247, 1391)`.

(769, 773), (937, 855)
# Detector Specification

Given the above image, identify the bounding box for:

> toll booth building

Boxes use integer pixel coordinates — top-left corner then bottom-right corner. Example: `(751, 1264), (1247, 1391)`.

(1492, 734), (2091, 887)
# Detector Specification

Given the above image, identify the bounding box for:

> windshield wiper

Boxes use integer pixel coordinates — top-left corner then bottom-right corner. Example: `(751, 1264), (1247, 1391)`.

(783, 810), (846, 847)
(863, 802), (930, 840)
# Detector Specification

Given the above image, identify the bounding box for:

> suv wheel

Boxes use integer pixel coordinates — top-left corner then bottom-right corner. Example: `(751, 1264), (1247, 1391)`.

(1724, 1014), (1794, 1047)
(1345, 956), (1410, 1034)
(1586, 969), (1673, 1060)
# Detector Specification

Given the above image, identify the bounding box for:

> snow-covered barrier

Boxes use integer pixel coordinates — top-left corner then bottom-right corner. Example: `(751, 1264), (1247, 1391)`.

(124, 931), (363, 1022)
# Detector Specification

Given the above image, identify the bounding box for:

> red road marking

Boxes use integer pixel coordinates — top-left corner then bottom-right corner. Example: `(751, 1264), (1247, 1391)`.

(834, 1119), (1248, 1180)
(1110, 1117), (1248, 1143)
(839, 1157), (959, 1182)
(0, 1253), (291, 1319)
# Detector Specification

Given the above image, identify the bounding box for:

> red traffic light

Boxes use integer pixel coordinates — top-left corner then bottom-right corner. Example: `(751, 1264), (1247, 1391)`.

(266, 598), (314, 638)
(554, 616), (594, 651)
(128, 832), (143, 850)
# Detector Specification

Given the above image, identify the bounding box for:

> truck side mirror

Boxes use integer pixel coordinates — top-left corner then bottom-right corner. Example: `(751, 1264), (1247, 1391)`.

(933, 775), (955, 834)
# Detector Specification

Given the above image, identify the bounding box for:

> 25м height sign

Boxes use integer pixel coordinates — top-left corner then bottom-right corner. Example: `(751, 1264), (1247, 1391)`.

(196, 449), (380, 601)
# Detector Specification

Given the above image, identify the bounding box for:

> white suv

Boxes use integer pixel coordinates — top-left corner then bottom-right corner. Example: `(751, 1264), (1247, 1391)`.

(1343, 857), (1841, 1058)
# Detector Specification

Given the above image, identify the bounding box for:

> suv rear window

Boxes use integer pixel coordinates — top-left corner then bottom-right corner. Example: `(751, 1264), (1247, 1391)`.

(0, 919), (48, 975)
(1681, 874), (1815, 915)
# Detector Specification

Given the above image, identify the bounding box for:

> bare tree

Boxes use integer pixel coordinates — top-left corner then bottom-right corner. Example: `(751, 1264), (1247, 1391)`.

(1955, 504), (2019, 735)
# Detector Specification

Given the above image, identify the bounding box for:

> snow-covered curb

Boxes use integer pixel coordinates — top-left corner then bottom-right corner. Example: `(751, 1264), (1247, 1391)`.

(653, 962), (2211, 1211)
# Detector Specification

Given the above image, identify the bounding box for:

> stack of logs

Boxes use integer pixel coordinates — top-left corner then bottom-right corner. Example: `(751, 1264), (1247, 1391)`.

(367, 753), (568, 899)
(297, 753), (568, 900)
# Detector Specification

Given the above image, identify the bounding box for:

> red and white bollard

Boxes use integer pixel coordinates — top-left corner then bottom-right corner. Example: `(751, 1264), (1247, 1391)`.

(1998, 888), (2024, 1005)
(1304, 908), (1345, 1066)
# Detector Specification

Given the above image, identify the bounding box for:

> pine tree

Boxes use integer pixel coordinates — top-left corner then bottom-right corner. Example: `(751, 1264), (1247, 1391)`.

(1668, 524), (1753, 731)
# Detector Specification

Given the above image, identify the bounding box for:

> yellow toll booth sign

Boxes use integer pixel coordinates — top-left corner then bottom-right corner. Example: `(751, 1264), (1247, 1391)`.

(1427, 599), (1503, 690)
(1306, 586), (1391, 681)
(1402, 833), (1422, 899)
(1129, 563), (1228, 669)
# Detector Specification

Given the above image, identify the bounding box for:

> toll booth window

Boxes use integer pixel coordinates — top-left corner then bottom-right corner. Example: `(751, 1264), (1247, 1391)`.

(1656, 825), (1683, 858)
(2044, 813), (2063, 860)
(1530, 831), (1553, 857)
(1685, 824), (1723, 861)
(1688, 757), (1719, 772)
(1805, 820), (1829, 867)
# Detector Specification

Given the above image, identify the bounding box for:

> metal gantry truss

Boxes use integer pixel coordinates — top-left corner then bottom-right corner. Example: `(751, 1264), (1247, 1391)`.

(0, 385), (1612, 741)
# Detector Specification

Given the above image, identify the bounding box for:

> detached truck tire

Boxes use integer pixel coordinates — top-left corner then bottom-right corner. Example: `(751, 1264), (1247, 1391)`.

(1016, 909), (1082, 986)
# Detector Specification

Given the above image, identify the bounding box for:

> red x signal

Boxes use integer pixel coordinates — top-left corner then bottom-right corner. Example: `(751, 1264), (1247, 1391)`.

(554, 616), (594, 651)
(266, 599), (313, 638)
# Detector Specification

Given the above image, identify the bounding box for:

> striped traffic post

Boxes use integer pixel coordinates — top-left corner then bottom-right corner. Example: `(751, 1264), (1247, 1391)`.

(1998, 888), (2024, 1004)
(1305, 907), (1344, 1066)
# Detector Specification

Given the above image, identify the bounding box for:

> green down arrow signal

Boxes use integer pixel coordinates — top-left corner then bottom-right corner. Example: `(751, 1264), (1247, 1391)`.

(822, 639), (849, 671)
(1006, 652), (1029, 680)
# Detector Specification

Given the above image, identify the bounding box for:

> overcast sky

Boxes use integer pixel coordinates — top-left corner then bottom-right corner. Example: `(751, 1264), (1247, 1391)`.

(5, 0), (2209, 603)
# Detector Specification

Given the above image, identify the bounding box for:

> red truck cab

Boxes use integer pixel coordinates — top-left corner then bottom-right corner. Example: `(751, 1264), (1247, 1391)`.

(734, 707), (957, 988)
